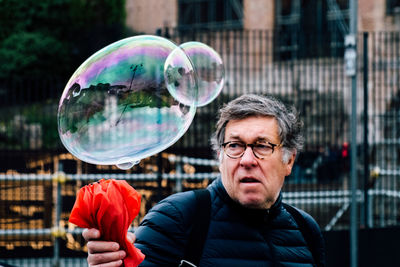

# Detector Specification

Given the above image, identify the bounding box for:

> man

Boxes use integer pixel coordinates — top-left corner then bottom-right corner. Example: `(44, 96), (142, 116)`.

(84, 94), (326, 266)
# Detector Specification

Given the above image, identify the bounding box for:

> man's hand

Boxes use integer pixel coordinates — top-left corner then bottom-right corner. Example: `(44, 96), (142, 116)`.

(83, 228), (136, 267)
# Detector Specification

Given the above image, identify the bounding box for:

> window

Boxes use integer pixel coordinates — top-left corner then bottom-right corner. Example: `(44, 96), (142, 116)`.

(275, 0), (349, 59)
(387, 0), (400, 15)
(178, 0), (243, 30)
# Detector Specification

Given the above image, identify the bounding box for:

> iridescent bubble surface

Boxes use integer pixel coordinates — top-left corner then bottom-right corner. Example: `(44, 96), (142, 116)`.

(165, 41), (224, 107)
(58, 35), (197, 166)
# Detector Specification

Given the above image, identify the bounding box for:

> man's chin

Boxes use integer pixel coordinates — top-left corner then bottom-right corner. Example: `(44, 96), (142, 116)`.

(239, 197), (268, 210)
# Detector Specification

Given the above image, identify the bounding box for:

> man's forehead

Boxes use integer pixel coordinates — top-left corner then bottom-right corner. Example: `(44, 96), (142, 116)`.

(224, 117), (279, 140)
(225, 116), (277, 129)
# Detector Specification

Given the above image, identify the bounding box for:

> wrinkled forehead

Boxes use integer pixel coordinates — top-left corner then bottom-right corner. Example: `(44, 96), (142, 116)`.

(224, 116), (280, 142)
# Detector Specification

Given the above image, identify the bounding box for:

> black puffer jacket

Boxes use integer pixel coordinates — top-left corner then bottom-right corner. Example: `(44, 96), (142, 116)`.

(135, 178), (325, 266)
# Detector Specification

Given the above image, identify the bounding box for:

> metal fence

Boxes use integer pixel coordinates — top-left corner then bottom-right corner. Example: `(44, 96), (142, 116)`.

(0, 30), (399, 265)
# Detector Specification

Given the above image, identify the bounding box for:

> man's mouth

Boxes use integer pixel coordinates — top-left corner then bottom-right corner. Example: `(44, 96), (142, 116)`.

(240, 177), (260, 183)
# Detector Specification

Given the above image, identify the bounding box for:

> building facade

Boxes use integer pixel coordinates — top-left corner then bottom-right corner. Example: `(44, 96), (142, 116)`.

(125, 0), (400, 34)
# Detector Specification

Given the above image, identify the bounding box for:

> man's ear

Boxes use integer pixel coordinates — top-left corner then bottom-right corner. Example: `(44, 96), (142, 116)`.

(218, 151), (224, 172)
(285, 151), (297, 176)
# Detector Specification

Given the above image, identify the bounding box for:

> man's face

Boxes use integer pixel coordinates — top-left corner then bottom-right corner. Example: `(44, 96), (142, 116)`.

(219, 116), (296, 209)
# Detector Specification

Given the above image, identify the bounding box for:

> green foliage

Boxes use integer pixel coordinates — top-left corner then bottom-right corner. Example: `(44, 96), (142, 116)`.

(0, 0), (71, 41)
(0, 0), (129, 80)
(0, 101), (60, 150)
(24, 101), (61, 149)
(0, 31), (71, 79)
(0, 0), (131, 149)
(0, 0), (127, 39)
(69, 0), (126, 29)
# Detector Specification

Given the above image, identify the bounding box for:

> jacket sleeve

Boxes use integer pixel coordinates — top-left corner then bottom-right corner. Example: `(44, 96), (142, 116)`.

(298, 209), (327, 267)
(134, 191), (197, 266)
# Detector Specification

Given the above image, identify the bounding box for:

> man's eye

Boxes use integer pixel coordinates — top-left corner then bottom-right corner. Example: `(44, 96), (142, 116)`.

(255, 143), (271, 149)
(229, 142), (243, 149)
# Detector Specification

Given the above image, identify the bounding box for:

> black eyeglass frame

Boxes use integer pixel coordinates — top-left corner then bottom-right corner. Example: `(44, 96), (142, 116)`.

(221, 141), (283, 159)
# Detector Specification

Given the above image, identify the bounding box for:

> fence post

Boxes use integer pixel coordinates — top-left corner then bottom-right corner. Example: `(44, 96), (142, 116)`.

(368, 190), (373, 227)
(348, 0), (359, 266)
(52, 162), (65, 267)
(363, 31), (370, 228)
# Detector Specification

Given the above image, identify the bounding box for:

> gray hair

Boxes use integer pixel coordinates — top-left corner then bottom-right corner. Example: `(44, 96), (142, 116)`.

(211, 94), (304, 163)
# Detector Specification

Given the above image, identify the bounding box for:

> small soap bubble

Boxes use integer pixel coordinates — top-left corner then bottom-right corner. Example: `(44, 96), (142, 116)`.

(165, 41), (224, 107)
(116, 160), (139, 170)
(58, 35), (197, 167)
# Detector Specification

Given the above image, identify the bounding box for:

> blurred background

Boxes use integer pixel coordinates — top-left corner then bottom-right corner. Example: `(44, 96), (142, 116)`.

(0, 0), (399, 266)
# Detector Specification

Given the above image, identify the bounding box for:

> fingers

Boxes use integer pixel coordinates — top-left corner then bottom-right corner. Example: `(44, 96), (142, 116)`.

(83, 228), (101, 241)
(88, 259), (124, 267)
(87, 250), (126, 267)
(83, 228), (126, 266)
(87, 242), (126, 266)
(88, 261), (123, 267)
(87, 240), (119, 253)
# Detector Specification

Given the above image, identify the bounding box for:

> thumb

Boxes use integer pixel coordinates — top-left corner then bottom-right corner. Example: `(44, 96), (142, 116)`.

(82, 228), (100, 241)
(127, 232), (136, 244)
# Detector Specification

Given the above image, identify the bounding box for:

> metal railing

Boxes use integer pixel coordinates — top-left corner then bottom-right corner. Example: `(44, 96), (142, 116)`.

(1, 29), (400, 266)
(1, 155), (400, 266)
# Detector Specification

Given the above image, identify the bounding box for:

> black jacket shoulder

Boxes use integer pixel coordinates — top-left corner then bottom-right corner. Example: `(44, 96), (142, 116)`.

(135, 190), (198, 266)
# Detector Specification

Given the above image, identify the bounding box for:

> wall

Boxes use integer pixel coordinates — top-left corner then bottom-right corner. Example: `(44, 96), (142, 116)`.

(125, 0), (177, 34)
(125, 0), (398, 33)
(243, 0), (275, 30)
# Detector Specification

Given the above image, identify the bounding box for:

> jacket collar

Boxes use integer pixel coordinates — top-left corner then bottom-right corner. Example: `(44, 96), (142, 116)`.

(211, 177), (283, 221)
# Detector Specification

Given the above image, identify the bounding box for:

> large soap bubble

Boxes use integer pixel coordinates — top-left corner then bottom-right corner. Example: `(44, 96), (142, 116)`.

(58, 35), (197, 166)
(165, 41), (224, 107)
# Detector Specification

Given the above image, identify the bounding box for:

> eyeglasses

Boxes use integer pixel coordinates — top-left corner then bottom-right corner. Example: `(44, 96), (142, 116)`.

(221, 141), (282, 159)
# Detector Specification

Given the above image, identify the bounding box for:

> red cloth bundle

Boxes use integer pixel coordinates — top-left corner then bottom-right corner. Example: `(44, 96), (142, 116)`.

(69, 179), (145, 266)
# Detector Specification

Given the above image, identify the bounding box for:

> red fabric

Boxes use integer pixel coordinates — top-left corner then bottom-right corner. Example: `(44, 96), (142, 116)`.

(69, 179), (145, 266)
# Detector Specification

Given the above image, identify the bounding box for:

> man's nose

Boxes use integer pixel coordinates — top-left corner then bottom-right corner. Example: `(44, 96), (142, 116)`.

(240, 146), (257, 166)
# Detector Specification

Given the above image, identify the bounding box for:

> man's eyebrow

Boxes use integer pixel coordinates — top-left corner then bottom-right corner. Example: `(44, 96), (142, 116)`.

(226, 135), (274, 143)
(226, 134), (240, 140)
(253, 136), (271, 142)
